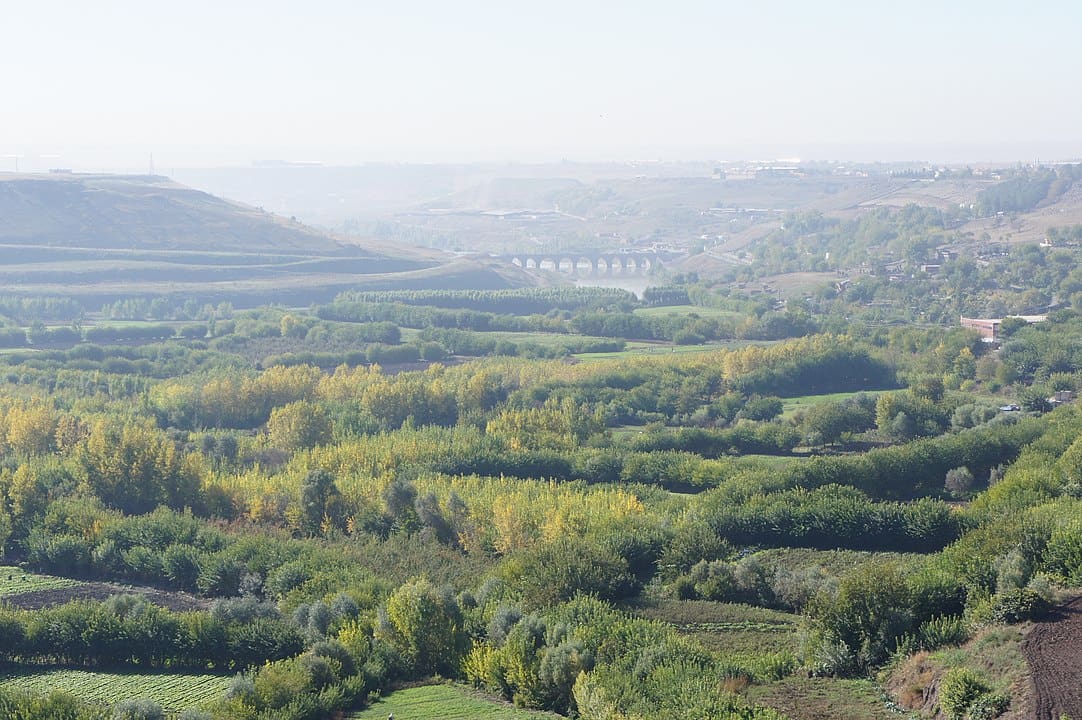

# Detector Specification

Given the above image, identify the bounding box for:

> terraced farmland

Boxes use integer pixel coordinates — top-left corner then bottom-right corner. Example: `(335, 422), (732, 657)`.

(0, 668), (230, 711)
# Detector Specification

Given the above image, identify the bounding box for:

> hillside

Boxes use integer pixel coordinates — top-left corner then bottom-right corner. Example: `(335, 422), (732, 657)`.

(0, 173), (527, 305)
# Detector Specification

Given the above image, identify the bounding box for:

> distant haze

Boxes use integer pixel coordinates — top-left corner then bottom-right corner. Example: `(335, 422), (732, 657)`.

(3, 0), (1081, 171)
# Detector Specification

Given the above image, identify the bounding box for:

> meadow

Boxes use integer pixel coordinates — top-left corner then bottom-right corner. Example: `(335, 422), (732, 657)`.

(349, 684), (560, 720)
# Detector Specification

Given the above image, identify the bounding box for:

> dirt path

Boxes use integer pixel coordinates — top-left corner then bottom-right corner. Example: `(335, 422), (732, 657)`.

(1023, 594), (1082, 720)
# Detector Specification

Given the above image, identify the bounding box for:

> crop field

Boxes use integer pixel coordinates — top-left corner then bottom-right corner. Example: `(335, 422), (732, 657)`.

(0, 668), (230, 711)
(0, 566), (81, 597)
(627, 600), (801, 656)
(349, 684), (560, 719)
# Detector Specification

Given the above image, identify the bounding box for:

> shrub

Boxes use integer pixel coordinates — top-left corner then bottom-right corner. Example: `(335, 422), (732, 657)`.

(914, 615), (968, 651)
(988, 588), (1050, 624)
(938, 667), (988, 720)
(945, 466), (976, 498)
(514, 538), (636, 608)
(967, 692), (1009, 720)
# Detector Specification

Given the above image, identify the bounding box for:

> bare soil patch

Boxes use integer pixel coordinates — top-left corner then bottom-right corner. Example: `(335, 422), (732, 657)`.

(2, 582), (211, 612)
(1023, 594), (1082, 720)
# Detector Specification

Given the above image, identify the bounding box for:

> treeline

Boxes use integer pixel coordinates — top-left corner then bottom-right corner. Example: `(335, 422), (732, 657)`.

(418, 327), (623, 358)
(333, 286), (636, 314)
(317, 300), (571, 334)
(0, 323), (198, 350)
(571, 308), (817, 343)
(320, 293), (818, 345)
(100, 297), (234, 322)
(627, 424), (800, 456)
(0, 295), (84, 324)
(0, 597), (303, 670)
(780, 414), (1047, 500)
(976, 165), (1081, 215)
(699, 485), (960, 552)
(263, 342), (446, 370)
(0, 343), (221, 382)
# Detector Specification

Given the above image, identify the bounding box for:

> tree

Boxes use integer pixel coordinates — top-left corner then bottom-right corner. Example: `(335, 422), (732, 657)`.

(299, 469), (342, 536)
(944, 466), (975, 498)
(267, 401), (331, 451)
(890, 411), (918, 441)
(801, 398), (875, 447)
(1018, 386), (1052, 413)
(809, 561), (914, 672)
(514, 538), (636, 608)
(378, 578), (468, 675)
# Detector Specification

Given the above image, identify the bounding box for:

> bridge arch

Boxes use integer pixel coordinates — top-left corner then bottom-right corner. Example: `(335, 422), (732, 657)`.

(576, 256), (597, 275)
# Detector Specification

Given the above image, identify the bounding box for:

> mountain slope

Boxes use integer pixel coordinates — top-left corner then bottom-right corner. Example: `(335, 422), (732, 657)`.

(0, 173), (526, 305)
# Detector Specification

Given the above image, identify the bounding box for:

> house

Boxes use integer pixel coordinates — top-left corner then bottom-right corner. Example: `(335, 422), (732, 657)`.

(960, 315), (1048, 342)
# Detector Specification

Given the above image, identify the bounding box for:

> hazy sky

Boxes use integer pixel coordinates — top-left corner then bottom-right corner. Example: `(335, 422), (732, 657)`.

(3, 0), (1081, 169)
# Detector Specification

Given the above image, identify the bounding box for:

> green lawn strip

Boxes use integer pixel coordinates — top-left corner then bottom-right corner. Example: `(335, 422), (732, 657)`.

(350, 684), (560, 720)
(0, 667), (231, 711)
(633, 305), (740, 318)
(464, 330), (612, 347)
(574, 343), (718, 361)
(0, 566), (82, 597)
(575, 338), (777, 361)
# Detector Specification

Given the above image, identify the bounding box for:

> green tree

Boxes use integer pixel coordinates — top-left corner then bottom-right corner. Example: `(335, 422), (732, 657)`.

(378, 578), (468, 675)
(267, 400), (331, 451)
(299, 469), (342, 536)
(514, 538), (636, 608)
(809, 561), (914, 672)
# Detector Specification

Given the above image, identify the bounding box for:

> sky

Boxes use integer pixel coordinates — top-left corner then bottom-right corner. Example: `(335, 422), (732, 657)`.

(2, 0), (1081, 170)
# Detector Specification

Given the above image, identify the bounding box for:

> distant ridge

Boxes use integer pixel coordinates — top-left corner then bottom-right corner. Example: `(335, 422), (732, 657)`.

(0, 173), (528, 305)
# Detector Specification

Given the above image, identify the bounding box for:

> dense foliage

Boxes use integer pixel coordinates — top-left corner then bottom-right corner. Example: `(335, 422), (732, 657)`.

(2, 272), (1082, 719)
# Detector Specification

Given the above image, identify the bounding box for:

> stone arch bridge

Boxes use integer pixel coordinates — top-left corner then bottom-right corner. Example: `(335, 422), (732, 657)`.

(500, 250), (661, 276)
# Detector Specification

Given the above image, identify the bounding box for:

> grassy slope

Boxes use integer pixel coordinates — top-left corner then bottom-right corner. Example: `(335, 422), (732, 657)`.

(746, 676), (911, 720)
(885, 625), (1032, 720)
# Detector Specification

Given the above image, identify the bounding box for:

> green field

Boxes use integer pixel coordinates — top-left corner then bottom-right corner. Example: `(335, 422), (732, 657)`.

(633, 304), (740, 318)
(575, 340), (731, 361)
(0, 566), (81, 597)
(780, 390), (884, 419)
(746, 675), (908, 720)
(457, 330), (616, 348)
(0, 668), (230, 711)
(627, 600), (801, 657)
(350, 684), (559, 720)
